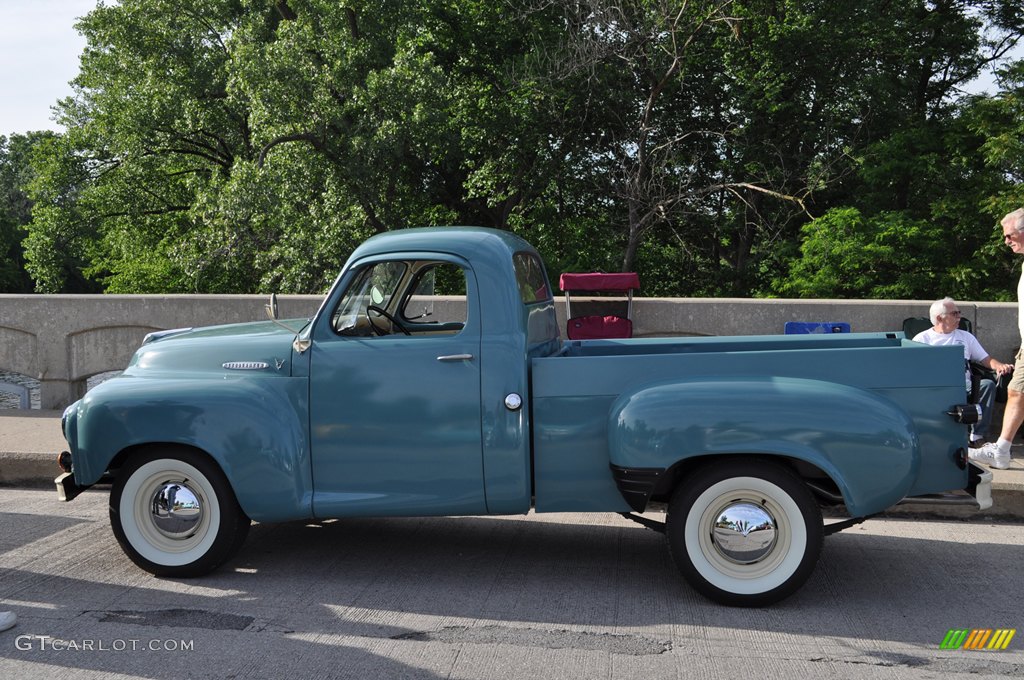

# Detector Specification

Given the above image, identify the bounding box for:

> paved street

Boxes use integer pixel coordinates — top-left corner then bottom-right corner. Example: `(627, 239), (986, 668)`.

(1, 488), (1022, 679)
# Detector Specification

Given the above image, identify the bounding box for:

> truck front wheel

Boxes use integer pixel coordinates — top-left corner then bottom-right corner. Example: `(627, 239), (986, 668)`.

(109, 448), (250, 577)
(667, 459), (823, 607)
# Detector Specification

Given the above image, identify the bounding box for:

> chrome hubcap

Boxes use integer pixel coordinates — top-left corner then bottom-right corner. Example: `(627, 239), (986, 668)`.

(710, 501), (778, 564)
(150, 482), (203, 539)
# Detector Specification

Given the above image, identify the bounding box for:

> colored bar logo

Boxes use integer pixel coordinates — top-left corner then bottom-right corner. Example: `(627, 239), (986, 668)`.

(941, 629), (1016, 650)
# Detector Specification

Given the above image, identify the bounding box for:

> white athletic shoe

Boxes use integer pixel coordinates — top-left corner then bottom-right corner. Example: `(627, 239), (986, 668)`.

(968, 443), (1011, 470)
(0, 611), (16, 632)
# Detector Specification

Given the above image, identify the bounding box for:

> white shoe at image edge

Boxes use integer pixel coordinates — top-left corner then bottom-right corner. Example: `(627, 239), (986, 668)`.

(0, 611), (16, 632)
(968, 443), (1011, 470)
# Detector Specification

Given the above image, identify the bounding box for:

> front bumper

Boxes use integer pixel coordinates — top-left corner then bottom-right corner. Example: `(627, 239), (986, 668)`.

(55, 470), (89, 502)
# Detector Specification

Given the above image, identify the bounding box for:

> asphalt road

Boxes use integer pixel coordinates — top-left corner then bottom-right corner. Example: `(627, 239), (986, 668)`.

(1, 488), (1022, 679)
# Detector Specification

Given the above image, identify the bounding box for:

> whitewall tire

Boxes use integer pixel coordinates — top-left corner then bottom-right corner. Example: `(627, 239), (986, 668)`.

(667, 459), (823, 606)
(110, 448), (250, 577)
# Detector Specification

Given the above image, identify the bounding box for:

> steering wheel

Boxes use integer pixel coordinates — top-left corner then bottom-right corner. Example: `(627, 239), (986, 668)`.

(366, 305), (411, 336)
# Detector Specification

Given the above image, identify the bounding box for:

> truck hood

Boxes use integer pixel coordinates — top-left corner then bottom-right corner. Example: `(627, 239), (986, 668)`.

(125, 319), (308, 377)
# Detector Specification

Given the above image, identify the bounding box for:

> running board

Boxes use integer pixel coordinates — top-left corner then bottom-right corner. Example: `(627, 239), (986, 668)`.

(618, 512), (666, 534)
(823, 515), (872, 536)
(897, 490), (983, 507)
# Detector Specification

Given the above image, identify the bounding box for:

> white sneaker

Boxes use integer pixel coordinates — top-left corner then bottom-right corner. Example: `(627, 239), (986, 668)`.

(969, 443), (1011, 470)
(0, 611), (15, 632)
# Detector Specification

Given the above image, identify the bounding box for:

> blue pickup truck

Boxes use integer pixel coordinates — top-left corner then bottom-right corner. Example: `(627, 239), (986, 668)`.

(56, 227), (992, 606)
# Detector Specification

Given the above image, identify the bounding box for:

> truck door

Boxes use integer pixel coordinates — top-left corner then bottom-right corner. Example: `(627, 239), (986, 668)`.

(308, 256), (484, 517)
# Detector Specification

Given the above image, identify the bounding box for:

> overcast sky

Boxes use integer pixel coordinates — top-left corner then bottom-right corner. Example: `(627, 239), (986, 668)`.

(0, 1), (1021, 138)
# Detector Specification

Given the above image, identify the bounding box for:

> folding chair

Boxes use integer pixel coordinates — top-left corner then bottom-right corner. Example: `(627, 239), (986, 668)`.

(559, 273), (640, 340)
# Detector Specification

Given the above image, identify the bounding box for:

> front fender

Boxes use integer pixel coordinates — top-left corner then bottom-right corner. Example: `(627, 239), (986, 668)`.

(65, 376), (311, 522)
(608, 376), (919, 517)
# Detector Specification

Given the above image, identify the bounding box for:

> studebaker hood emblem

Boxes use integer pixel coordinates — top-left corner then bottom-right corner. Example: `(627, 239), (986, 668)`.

(222, 361), (270, 370)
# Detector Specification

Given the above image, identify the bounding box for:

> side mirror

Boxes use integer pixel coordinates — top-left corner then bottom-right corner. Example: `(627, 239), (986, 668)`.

(265, 292), (279, 320)
(262, 293), (310, 353)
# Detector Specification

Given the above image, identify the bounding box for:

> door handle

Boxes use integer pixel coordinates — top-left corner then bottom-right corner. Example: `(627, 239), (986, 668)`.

(437, 354), (474, 362)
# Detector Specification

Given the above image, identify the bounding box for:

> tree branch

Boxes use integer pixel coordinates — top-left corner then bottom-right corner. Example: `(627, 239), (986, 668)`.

(257, 133), (322, 168)
(702, 182), (812, 218)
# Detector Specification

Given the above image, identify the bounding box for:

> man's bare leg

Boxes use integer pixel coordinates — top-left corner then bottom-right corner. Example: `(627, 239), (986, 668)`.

(999, 388), (1024, 444)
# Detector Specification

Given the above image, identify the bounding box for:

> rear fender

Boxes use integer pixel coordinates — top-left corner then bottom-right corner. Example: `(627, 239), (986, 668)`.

(608, 376), (919, 517)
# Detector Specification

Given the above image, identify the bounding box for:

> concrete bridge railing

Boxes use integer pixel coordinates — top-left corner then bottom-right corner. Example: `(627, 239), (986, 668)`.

(1, 294), (1019, 410)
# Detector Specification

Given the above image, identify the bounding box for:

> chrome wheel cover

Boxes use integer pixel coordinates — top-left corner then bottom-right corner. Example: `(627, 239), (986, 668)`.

(150, 482), (204, 539)
(710, 501), (778, 565)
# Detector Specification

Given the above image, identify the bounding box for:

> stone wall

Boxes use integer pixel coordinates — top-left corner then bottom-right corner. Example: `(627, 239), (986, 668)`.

(0, 293), (1018, 409)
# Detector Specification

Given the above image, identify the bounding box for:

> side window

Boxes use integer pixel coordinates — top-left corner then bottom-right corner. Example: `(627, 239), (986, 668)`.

(332, 261), (407, 335)
(513, 252), (551, 304)
(331, 259), (468, 337)
(400, 263), (468, 333)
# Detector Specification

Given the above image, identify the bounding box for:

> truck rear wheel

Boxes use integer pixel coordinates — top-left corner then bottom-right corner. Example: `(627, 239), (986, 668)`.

(109, 448), (250, 577)
(666, 459), (823, 606)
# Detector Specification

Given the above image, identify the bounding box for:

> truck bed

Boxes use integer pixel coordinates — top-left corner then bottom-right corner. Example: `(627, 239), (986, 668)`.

(530, 332), (968, 514)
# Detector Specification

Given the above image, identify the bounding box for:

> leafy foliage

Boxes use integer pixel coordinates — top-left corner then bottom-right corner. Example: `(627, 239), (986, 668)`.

(0, 133), (53, 292)
(7, 0), (1024, 300)
(775, 208), (946, 298)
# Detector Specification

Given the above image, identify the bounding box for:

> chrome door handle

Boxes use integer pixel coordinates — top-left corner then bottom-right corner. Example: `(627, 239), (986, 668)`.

(437, 354), (474, 362)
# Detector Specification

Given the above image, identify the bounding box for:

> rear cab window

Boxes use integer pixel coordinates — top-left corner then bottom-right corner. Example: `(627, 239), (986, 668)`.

(513, 252), (551, 305)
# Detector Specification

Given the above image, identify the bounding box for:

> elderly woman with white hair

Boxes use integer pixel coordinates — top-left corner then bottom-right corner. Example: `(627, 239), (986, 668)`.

(912, 297), (1012, 456)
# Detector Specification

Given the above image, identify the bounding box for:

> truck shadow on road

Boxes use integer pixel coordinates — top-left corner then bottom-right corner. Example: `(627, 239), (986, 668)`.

(2, 508), (1020, 678)
(227, 513), (1017, 642)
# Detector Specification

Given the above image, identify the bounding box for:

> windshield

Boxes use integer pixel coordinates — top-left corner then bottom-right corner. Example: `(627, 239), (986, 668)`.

(332, 261), (407, 334)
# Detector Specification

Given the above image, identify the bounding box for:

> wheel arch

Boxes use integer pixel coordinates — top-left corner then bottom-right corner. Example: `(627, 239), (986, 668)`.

(108, 441), (208, 476)
(106, 442), (257, 522)
(649, 452), (845, 509)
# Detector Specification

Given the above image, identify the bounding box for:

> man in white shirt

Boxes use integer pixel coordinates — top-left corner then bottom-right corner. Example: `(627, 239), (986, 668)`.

(972, 208), (1024, 469)
(913, 297), (1012, 452)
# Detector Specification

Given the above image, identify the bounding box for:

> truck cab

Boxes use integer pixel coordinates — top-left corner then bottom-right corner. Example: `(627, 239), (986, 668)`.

(300, 227), (559, 518)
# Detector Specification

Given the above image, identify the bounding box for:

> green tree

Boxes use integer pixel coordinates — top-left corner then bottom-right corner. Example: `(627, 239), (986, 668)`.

(974, 60), (1024, 208)
(531, 0), (1023, 295)
(26, 0), (574, 293)
(22, 0), (1024, 299)
(766, 1), (1023, 300)
(0, 135), (34, 293)
(21, 133), (104, 293)
(23, 0), (254, 292)
(0, 132), (60, 292)
(774, 207), (951, 298)
(726, 0), (1024, 297)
